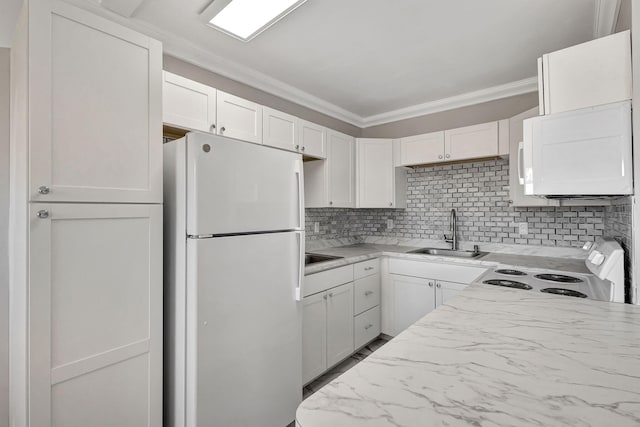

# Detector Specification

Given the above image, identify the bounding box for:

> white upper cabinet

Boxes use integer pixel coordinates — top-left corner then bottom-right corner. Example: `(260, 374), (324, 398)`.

(305, 130), (355, 208)
(356, 138), (406, 209)
(216, 90), (263, 144)
(299, 119), (326, 159)
(538, 30), (631, 115)
(28, 1), (162, 204)
(399, 122), (499, 167)
(399, 131), (444, 166)
(444, 122), (498, 161)
(262, 106), (299, 151)
(163, 71), (217, 133)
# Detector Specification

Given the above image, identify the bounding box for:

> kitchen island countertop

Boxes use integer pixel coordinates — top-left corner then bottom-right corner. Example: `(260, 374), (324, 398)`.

(296, 283), (640, 427)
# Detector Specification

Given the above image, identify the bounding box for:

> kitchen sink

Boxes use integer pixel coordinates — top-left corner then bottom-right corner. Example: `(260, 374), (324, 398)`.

(407, 247), (487, 258)
(304, 253), (344, 266)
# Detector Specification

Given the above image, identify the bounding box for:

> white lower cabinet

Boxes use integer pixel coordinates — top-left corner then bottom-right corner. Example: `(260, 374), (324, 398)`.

(302, 282), (354, 384)
(326, 283), (355, 367)
(386, 259), (487, 336)
(23, 203), (162, 426)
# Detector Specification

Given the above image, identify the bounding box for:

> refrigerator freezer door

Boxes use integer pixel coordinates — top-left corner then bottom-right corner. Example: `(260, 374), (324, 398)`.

(185, 232), (302, 427)
(186, 132), (304, 235)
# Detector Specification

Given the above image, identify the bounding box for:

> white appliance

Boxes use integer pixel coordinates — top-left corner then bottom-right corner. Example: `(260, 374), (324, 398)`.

(478, 237), (625, 303)
(164, 132), (305, 427)
(522, 100), (632, 197)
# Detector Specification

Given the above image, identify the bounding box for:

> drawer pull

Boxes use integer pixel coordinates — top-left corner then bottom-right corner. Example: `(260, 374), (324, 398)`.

(364, 290), (374, 296)
(364, 324), (373, 330)
(364, 266), (374, 271)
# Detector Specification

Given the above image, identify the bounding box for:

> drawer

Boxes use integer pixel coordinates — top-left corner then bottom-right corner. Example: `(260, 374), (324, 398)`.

(354, 306), (380, 350)
(304, 264), (354, 297)
(354, 274), (380, 315)
(354, 258), (379, 280)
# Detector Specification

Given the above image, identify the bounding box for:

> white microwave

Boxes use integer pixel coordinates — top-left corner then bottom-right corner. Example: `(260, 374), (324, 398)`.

(522, 100), (632, 198)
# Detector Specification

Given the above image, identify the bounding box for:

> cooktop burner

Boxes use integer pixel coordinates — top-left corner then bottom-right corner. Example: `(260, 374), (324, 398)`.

(535, 274), (583, 283)
(495, 269), (526, 276)
(540, 288), (588, 298)
(483, 279), (533, 290)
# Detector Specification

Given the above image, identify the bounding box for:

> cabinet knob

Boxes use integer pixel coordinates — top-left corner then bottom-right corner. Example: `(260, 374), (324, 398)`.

(38, 186), (50, 195)
(220, 126), (226, 133)
(436, 283), (441, 288)
(364, 290), (374, 296)
(364, 324), (373, 330)
(323, 295), (327, 300)
(36, 210), (49, 219)
(329, 201), (333, 205)
(209, 124), (216, 132)
(295, 145), (300, 150)
(438, 155), (443, 160)
(508, 200), (513, 204)
(389, 202), (393, 207)
(364, 266), (374, 271)
(445, 154), (450, 159)
(428, 282), (434, 287)
(301, 146), (305, 151)
(328, 292), (334, 298)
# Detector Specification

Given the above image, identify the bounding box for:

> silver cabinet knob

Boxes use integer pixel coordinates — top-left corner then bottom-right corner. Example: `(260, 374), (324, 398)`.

(428, 282), (434, 287)
(445, 154), (450, 159)
(329, 201), (333, 205)
(438, 155), (443, 159)
(209, 124), (216, 132)
(220, 126), (226, 133)
(364, 324), (373, 330)
(436, 283), (441, 288)
(295, 145), (300, 150)
(328, 292), (334, 298)
(364, 267), (374, 271)
(323, 294), (327, 300)
(508, 200), (513, 204)
(37, 210), (49, 219)
(389, 202), (393, 206)
(38, 186), (50, 195)
(301, 146), (305, 151)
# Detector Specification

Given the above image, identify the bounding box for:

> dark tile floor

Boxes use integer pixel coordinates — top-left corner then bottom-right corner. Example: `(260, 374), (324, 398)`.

(302, 335), (390, 400)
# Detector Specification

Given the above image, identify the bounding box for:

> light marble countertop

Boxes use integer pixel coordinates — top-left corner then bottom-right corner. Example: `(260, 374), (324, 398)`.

(296, 284), (640, 427)
(304, 242), (590, 275)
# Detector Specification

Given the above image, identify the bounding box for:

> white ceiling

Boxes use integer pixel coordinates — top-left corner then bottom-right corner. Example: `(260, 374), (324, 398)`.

(3, 0), (620, 126)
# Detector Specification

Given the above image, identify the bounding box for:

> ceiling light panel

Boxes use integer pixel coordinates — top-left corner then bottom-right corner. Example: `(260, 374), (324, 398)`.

(205, 0), (307, 41)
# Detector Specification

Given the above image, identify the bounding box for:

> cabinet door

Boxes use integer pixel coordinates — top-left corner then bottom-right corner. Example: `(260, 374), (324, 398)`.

(399, 131), (444, 166)
(299, 120), (326, 159)
(216, 90), (263, 144)
(28, 203), (162, 427)
(390, 274), (435, 336)
(435, 281), (467, 307)
(508, 108), (554, 207)
(326, 130), (355, 207)
(444, 122), (498, 161)
(302, 293), (327, 385)
(357, 139), (394, 208)
(263, 106), (298, 151)
(30, 2), (162, 204)
(540, 31), (631, 115)
(163, 71), (216, 132)
(326, 282), (354, 367)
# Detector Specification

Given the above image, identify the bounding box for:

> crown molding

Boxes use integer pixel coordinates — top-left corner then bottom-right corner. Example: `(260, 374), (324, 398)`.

(361, 77), (539, 127)
(64, 0), (540, 129)
(594, 0), (621, 38)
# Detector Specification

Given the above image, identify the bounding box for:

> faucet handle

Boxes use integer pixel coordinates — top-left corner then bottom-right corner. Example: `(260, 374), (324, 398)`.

(473, 244), (480, 254)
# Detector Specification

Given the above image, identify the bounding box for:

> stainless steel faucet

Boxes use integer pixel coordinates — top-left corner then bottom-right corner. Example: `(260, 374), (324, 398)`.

(444, 208), (457, 250)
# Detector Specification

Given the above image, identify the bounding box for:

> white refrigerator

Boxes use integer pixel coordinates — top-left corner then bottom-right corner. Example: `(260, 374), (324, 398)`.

(164, 132), (304, 427)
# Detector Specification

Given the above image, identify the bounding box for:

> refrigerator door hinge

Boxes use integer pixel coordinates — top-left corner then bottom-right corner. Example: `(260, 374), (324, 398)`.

(188, 234), (214, 239)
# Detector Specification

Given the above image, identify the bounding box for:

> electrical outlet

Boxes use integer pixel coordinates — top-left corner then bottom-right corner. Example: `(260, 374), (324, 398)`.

(387, 219), (394, 230)
(314, 222), (320, 233)
(518, 222), (528, 235)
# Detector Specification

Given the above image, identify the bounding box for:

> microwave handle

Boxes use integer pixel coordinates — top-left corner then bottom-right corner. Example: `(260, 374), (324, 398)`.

(517, 141), (525, 185)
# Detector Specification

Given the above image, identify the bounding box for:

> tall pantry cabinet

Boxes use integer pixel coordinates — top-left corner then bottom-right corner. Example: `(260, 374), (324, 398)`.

(9, 1), (163, 426)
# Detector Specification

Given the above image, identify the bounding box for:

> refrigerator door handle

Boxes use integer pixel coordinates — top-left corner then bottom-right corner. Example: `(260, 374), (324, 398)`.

(295, 230), (304, 301)
(295, 159), (305, 230)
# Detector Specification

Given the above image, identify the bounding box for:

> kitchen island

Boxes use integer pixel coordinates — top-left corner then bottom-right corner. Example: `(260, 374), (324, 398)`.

(296, 283), (640, 426)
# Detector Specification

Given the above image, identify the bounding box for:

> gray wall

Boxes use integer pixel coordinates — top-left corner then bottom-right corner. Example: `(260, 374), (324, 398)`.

(0, 47), (10, 427)
(163, 55), (362, 137)
(361, 92), (539, 138)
